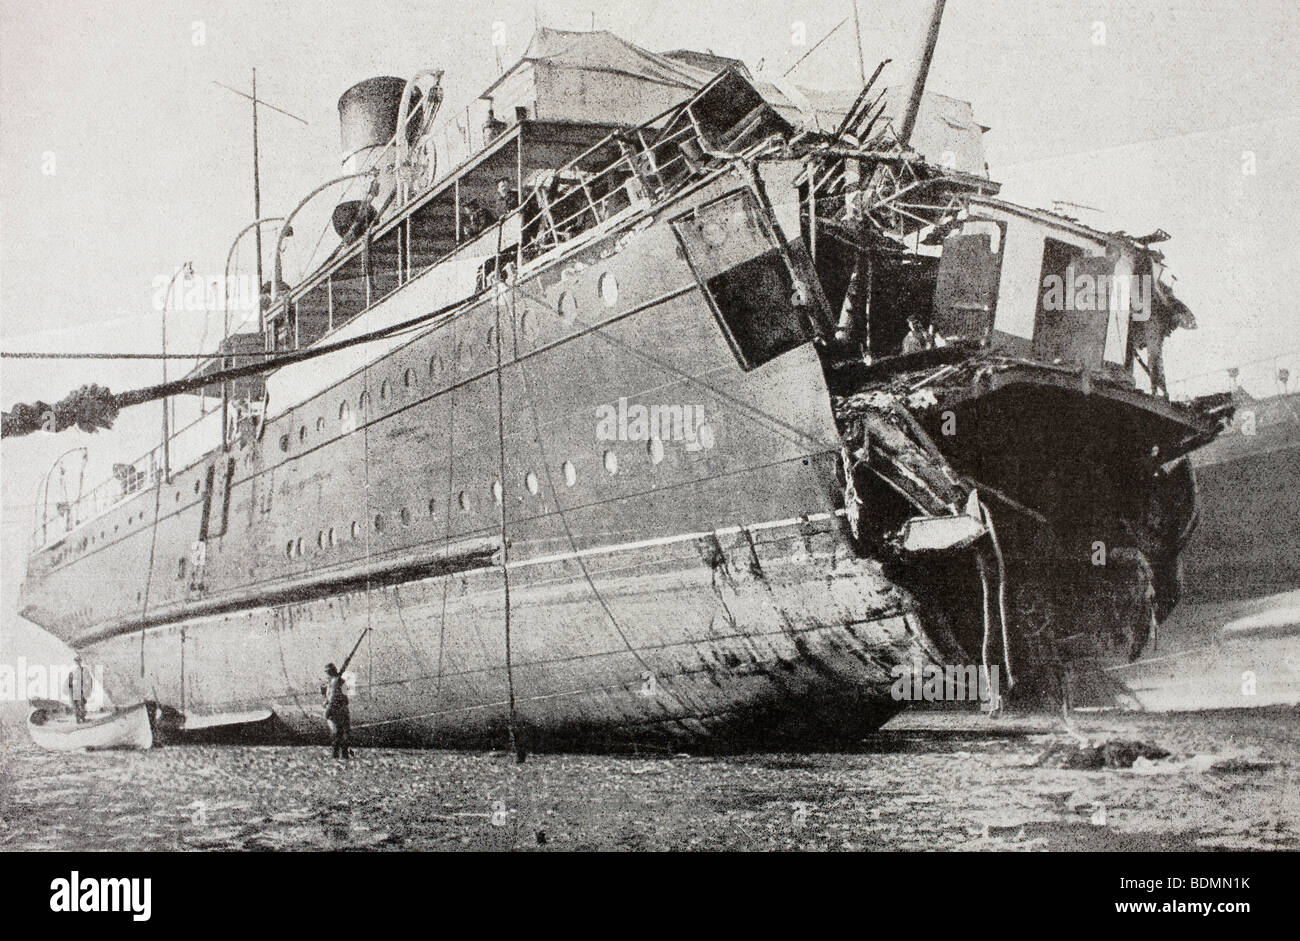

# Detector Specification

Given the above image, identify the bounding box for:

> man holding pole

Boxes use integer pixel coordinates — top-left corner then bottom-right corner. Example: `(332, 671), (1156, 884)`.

(322, 663), (352, 759)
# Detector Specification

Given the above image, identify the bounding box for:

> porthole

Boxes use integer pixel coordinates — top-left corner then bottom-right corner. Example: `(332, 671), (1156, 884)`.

(427, 497), (437, 517)
(299, 425), (307, 443)
(317, 530), (326, 549)
(400, 507), (411, 525)
(379, 380), (390, 402)
(374, 514), (384, 532)
(648, 437), (665, 464)
(316, 417), (325, 433)
(339, 401), (350, 422)
(359, 390), (370, 415)
(603, 450), (619, 475)
(279, 434), (289, 452)
(350, 521), (359, 540)
(598, 271), (618, 307)
(178, 557), (186, 578)
(295, 537), (303, 557)
(286, 540), (295, 558)
(525, 471), (540, 495)
(458, 491), (468, 511)
(194, 479), (201, 494)
(562, 461), (577, 487)
(404, 368), (416, 389)
(486, 324), (496, 351)
(557, 291), (577, 324)
(175, 492), (181, 503)
(328, 527), (336, 547)
(491, 478), (503, 505)
(428, 354), (442, 377)
(519, 310), (530, 337)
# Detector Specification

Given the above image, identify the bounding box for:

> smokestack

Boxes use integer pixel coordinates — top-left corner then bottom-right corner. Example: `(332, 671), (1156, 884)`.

(334, 76), (422, 237)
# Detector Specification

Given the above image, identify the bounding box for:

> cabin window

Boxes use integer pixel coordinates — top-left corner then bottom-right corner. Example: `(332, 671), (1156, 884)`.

(295, 280), (331, 347)
(599, 272), (619, 307)
(371, 223), (403, 302)
(1033, 238), (1113, 368)
(330, 251), (368, 327)
(525, 471), (539, 495)
(557, 292), (577, 324)
(932, 223), (1004, 344)
(671, 190), (811, 371)
(409, 194), (456, 273)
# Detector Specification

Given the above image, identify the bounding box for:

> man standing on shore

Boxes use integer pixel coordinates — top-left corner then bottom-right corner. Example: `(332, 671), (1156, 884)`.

(322, 663), (352, 759)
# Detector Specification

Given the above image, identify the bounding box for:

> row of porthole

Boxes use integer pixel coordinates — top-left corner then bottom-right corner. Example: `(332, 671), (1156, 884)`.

(71, 473), (203, 553)
(280, 439), (670, 561)
(279, 274), (621, 453)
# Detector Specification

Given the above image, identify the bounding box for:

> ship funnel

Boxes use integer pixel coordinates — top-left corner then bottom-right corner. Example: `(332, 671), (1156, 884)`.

(335, 76), (422, 237)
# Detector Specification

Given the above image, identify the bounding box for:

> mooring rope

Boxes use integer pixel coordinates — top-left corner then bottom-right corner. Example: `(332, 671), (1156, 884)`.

(495, 221), (522, 762)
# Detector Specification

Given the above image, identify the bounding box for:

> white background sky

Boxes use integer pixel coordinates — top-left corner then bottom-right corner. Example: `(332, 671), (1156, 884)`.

(2, 0), (1298, 664)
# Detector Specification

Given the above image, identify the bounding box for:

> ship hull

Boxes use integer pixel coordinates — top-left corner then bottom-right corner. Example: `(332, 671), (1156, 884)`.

(83, 504), (946, 748)
(1072, 394), (1300, 711)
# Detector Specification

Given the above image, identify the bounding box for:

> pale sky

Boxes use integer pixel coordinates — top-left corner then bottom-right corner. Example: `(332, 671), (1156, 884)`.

(2, 0), (1298, 663)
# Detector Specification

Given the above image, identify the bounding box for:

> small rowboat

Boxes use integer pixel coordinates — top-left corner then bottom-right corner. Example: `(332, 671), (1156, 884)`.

(27, 701), (153, 751)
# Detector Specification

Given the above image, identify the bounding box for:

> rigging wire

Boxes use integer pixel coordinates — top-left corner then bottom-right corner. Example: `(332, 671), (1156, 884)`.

(495, 222), (523, 762)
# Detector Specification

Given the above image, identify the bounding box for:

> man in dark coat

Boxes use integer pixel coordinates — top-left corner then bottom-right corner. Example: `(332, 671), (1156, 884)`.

(322, 663), (352, 759)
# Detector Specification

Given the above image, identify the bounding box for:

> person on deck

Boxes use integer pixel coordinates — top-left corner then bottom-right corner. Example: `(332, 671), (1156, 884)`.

(901, 317), (933, 354)
(322, 663), (352, 759)
(494, 177), (518, 219)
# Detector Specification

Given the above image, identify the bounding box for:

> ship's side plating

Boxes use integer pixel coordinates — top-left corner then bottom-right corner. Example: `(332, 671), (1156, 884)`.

(19, 150), (957, 747)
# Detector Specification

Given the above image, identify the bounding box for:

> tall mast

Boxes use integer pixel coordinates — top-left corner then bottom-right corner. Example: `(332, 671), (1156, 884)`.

(252, 68), (264, 301)
(213, 73), (308, 331)
(898, 0), (946, 148)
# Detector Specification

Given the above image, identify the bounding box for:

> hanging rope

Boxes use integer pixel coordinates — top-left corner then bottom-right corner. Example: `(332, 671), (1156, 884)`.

(1, 292), (474, 438)
(494, 221), (523, 762)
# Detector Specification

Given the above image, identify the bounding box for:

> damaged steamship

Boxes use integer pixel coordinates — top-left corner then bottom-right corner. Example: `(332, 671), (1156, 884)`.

(18, 26), (1228, 748)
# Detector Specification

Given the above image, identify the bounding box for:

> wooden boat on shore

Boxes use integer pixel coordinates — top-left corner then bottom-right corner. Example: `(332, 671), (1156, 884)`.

(27, 701), (153, 751)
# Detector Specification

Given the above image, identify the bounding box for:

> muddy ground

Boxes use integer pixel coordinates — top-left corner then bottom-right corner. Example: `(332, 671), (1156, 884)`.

(0, 707), (1295, 851)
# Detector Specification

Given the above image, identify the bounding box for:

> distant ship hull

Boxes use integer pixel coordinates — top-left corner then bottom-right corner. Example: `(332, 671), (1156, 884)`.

(1078, 392), (1300, 711)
